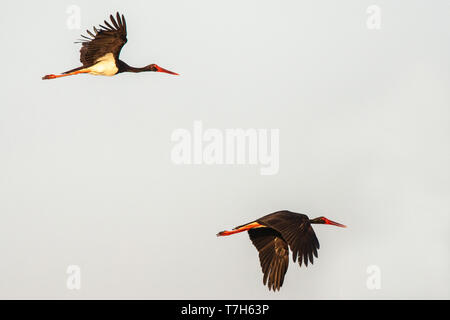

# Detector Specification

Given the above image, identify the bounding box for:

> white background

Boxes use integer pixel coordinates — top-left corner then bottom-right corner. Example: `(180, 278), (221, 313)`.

(0, 0), (448, 299)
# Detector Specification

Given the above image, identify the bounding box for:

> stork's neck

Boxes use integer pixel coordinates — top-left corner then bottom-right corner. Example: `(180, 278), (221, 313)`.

(117, 60), (148, 73)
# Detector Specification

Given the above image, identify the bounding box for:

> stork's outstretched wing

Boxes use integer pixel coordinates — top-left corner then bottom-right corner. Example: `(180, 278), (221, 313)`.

(77, 12), (127, 67)
(248, 227), (289, 291)
(256, 211), (320, 267)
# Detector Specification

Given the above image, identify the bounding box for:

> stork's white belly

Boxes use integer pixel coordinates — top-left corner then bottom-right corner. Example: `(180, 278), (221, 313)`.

(88, 53), (118, 76)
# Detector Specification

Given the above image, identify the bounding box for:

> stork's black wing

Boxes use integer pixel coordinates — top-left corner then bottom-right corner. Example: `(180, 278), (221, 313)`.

(248, 227), (289, 291)
(77, 12), (127, 67)
(256, 211), (320, 267)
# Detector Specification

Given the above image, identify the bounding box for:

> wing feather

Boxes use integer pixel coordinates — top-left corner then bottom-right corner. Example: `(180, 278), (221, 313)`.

(77, 12), (128, 67)
(257, 211), (320, 268)
(248, 228), (289, 291)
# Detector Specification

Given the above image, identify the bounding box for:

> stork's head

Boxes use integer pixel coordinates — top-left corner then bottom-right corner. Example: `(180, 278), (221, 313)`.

(147, 64), (179, 75)
(309, 216), (346, 227)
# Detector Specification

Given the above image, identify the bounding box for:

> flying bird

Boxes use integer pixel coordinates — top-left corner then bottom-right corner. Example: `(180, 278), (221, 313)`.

(217, 210), (346, 291)
(42, 12), (178, 80)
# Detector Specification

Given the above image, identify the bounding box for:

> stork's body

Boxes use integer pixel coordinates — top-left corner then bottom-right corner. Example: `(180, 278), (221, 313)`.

(87, 53), (118, 76)
(217, 210), (346, 291)
(43, 12), (178, 80)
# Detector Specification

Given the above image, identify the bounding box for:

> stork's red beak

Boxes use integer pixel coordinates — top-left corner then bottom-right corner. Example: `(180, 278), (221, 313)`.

(324, 218), (347, 228)
(154, 65), (179, 75)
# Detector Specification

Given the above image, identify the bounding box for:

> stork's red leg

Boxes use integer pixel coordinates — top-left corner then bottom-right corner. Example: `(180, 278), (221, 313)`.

(217, 222), (264, 237)
(42, 70), (89, 80)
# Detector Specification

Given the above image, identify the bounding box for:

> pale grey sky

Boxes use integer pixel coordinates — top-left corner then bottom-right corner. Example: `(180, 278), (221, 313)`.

(0, 0), (449, 299)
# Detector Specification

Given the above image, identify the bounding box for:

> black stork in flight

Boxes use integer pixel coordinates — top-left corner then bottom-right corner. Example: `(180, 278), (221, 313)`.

(42, 12), (178, 80)
(217, 210), (346, 291)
